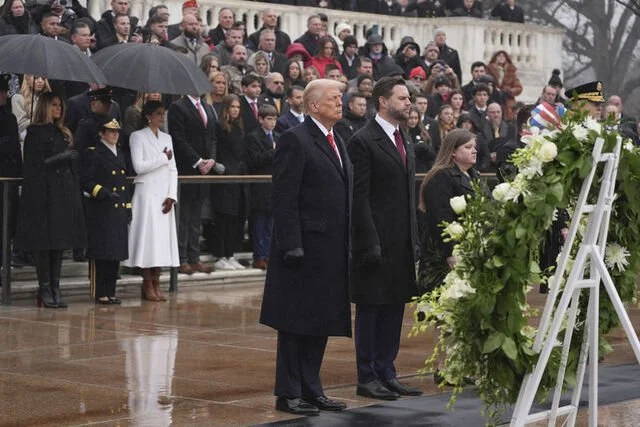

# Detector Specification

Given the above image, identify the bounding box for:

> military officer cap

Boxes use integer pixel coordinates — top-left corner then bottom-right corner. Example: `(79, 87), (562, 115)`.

(89, 87), (113, 102)
(564, 81), (605, 103)
(99, 118), (121, 131)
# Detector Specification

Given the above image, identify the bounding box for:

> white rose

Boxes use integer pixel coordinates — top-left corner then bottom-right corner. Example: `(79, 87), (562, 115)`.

(538, 142), (558, 162)
(450, 196), (467, 214)
(492, 182), (520, 203)
(444, 221), (465, 241)
(624, 141), (635, 152)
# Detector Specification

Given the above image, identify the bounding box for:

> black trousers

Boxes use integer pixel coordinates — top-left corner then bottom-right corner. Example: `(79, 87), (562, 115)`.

(35, 250), (63, 283)
(210, 212), (239, 258)
(355, 303), (405, 383)
(178, 187), (203, 264)
(90, 258), (120, 299)
(275, 330), (328, 399)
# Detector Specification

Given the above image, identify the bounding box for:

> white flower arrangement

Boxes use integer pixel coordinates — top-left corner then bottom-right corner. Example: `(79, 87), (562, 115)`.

(492, 182), (521, 203)
(450, 196), (467, 214)
(444, 221), (465, 241)
(605, 243), (630, 272)
(572, 124), (589, 141)
(538, 142), (558, 162)
(441, 271), (476, 301)
(583, 116), (602, 134)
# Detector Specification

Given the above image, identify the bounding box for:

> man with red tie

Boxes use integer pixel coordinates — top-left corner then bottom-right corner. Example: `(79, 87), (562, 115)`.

(347, 76), (422, 400)
(260, 79), (353, 416)
(239, 74), (262, 135)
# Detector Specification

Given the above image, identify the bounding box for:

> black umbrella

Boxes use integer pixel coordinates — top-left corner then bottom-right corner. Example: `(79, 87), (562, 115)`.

(0, 34), (107, 83)
(91, 43), (213, 96)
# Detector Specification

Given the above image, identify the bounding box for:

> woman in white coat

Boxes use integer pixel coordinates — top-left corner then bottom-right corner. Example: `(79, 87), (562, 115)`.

(125, 101), (179, 302)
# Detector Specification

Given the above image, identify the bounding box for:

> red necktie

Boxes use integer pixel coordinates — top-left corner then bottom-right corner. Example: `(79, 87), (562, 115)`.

(326, 132), (341, 165)
(195, 100), (207, 126)
(393, 129), (406, 166)
(250, 101), (258, 120)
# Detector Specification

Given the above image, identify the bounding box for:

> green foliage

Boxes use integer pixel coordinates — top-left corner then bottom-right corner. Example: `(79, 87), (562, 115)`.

(410, 115), (640, 423)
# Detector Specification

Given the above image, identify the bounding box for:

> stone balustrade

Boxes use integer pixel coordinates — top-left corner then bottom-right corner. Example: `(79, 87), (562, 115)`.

(88, 0), (564, 103)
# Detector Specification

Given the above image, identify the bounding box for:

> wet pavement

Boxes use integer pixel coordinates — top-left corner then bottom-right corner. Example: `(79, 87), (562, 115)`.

(0, 282), (638, 426)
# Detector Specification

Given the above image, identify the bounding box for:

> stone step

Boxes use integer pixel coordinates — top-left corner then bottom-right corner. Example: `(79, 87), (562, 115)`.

(3, 253), (265, 301)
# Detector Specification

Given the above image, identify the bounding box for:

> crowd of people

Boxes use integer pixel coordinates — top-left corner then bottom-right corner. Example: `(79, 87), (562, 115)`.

(258, 0), (525, 22)
(0, 0), (637, 305)
(0, 0), (637, 417)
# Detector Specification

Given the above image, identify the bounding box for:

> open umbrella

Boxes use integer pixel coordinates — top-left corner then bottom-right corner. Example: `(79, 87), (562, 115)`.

(0, 34), (107, 83)
(91, 43), (213, 96)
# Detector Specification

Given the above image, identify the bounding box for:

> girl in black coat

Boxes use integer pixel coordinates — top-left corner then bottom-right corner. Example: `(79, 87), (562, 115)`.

(211, 95), (247, 270)
(418, 128), (479, 294)
(15, 92), (86, 308)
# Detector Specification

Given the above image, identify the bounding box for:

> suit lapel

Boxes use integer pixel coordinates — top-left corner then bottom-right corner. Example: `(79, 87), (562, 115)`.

(371, 120), (405, 171)
(183, 97), (205, 129)
(307, 119), (345, 178)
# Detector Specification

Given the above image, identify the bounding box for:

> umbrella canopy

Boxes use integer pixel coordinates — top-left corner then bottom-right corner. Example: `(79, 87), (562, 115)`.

(0, 35), (107, 84)
(91, 43), (213, 96)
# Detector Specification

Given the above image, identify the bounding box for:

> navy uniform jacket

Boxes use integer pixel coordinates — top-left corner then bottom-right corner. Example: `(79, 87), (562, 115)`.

(80, 142), (131, 261)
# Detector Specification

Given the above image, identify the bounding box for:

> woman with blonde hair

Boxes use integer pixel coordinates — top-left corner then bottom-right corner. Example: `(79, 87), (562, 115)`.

(15, 92), (86, 308)
(11, 75), (51, 141)
(123, 92), (163, 138)
(204, 71), (228, 118)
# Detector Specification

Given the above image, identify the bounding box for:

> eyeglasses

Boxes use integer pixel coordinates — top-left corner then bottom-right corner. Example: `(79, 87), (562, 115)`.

(412, 76), (424, 81)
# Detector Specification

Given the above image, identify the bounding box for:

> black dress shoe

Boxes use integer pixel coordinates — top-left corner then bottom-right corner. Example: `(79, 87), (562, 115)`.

(433, 369), (455, 387)
(382, 378), (423, 396)
(95, 298), (111, 305)
(356, 379), (399, 400)
(108, 297), (122, 305)
(275, 397), (319, 416)
(303, 395), (346, 411)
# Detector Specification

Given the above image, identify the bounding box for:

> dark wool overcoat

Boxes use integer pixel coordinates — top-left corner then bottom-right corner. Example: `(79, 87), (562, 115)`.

(15, 124), (86, 251)
(260, 117), (353, 337)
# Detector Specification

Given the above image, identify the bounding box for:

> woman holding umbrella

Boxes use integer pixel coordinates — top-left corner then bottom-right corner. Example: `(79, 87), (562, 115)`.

(15, 92), (86, 308)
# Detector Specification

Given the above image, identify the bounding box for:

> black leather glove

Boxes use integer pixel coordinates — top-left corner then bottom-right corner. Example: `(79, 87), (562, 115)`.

(44, 149), (79, 166)
(360, 245), (382, 267)
(283, 247), (304, 266)
(110, 192), (122, 203)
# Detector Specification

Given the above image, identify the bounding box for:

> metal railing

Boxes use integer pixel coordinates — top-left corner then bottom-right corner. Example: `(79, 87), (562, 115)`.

(0, 173), (498, 304)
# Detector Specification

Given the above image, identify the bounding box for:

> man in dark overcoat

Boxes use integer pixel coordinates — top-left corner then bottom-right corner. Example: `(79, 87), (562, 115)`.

(80, 119), (130, 304)
(167, 94), (218, 275)
(347, 76), (422, 400)
(259, 79), (353, 416)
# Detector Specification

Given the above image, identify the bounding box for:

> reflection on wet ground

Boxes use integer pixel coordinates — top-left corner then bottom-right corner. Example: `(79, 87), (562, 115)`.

(0, 282), (637, 426)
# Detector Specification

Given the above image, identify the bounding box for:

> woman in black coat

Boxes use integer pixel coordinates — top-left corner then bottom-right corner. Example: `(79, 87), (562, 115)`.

(210, 94), (247, 270)
(0, 0), (38, 36)
(418, 128), (479, 294)
(15, 92), (86, 308)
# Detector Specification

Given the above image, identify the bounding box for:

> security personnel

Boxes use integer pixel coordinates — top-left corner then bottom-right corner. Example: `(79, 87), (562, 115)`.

(74, 87), (114, 165)
(80, 119), (131, 304)
(564, 81), (605, 119)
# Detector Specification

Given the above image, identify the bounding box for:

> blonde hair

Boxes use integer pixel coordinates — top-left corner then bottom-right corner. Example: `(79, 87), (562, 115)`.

(205, 71), (228, 105)
(32, 92), (73, 146)
(418, 128), (475, 212)
(303, 78), (345, 112)
(19, 75), (51, 119)
(134, 92), (162, 112)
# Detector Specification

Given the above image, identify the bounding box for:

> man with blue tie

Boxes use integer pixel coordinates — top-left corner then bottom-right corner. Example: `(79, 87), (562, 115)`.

(347, 76), (423, 400)
(260, 79), (353, 416)
(275, 86), (305, 134)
